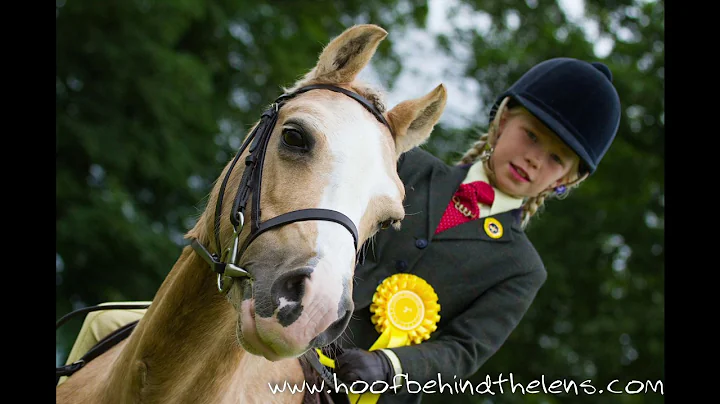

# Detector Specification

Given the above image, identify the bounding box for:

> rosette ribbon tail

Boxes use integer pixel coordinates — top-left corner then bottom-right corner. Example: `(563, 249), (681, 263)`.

(348, 274), (441, 404)
(368, 326), (409, 352)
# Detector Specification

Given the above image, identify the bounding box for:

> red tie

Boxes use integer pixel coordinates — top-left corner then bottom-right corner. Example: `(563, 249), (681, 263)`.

(435, 181), (495, 234)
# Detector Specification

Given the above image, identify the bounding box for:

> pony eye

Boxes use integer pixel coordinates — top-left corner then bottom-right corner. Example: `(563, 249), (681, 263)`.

(282, 128), (307, 149)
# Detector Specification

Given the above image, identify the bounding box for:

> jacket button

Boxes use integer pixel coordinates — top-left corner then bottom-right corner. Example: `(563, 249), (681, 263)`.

(415, 239), (428, 249)
(395, 260), (408, 271)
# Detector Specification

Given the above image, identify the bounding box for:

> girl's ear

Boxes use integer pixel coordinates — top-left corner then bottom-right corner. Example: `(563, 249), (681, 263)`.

(551, 178), (566, 189)
(550, 172), (575, 193)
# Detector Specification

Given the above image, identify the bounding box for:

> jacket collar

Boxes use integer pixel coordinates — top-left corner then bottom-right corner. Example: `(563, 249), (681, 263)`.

(426, 163), (522, 242)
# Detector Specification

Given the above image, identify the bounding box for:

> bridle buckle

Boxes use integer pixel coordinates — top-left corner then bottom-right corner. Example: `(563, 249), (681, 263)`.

(217, 216), (250, 293)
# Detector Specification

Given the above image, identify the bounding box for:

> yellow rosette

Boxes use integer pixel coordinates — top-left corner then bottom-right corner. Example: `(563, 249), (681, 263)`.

(348, 273), (441, 404)
(368, 273), (440, 349)
(315, 274), (440, 403)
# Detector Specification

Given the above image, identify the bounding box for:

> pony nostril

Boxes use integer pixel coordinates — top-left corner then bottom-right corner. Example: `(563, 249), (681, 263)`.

(271, 268), (313, 327)
(272, 268), (312, 305)
(282, 273), (306, 303)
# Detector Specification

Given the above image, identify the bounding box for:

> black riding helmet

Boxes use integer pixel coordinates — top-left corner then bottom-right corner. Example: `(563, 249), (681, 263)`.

(488, 57), (621, 175)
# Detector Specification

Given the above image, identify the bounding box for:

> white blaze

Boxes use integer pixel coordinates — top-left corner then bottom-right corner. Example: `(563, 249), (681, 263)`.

(314, 97), (399, 293)
(265, 96), (400, 353)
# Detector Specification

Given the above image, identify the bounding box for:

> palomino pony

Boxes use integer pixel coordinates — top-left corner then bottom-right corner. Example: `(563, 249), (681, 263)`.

(56, 24), (447, 404)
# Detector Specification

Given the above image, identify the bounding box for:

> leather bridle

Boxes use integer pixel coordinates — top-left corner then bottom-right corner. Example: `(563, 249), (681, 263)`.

(190, 83), (394, 293)
(57, 85), (390, 400)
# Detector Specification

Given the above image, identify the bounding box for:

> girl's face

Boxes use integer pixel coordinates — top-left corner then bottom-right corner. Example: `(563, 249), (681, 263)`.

(490, 109), (579, 198)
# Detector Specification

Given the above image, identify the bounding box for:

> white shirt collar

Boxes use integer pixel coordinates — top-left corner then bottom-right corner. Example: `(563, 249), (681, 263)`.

(461, 161), (524, 216)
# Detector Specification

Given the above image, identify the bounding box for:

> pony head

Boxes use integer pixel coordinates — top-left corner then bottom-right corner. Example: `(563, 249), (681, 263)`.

(189, 24), (447, 360)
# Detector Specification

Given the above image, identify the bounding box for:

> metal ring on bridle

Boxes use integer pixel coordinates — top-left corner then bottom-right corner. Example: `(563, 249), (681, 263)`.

(234, 210), (245, 231)
(217, 222), (250, 293)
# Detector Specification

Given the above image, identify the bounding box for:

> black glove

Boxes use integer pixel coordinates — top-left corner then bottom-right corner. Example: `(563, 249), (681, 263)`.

(334, 348), (395, 386)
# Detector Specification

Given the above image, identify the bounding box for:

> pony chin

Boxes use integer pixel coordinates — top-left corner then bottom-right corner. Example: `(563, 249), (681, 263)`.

(237, 300), (287, 361)
(228, 280), (303, 361)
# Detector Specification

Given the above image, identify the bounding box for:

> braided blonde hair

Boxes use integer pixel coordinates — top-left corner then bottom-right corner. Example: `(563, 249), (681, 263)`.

(458, 97), (589, 229)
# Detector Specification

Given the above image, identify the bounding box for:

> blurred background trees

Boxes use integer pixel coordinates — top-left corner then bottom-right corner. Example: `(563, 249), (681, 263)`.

(56, 0), (663, 402)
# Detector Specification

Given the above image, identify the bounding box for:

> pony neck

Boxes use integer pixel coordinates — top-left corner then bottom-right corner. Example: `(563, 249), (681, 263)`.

(103, 245), (243, 402)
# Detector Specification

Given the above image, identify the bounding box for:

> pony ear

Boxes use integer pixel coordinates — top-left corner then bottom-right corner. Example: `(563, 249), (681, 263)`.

(301, 24), (388, 84)
(387, 84), (447, 156)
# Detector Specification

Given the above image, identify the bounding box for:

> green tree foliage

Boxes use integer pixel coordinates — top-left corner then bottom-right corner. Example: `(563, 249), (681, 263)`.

(57, 1), (663, 402)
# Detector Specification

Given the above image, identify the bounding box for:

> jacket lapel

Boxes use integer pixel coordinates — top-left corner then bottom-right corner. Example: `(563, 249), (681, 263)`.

(426, 164), (469, 240)
(427, 163), (519, 242)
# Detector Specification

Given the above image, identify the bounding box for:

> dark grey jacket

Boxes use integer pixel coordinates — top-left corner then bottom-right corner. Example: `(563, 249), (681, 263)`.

(339, 147), (547, 403)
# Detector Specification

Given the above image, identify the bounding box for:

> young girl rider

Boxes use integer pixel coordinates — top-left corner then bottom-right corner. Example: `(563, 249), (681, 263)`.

(331, 57), (622, 403)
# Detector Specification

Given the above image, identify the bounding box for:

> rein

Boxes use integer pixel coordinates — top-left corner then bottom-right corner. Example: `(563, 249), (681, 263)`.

(55, 303), (347, 402)
(55, 303), (151, 385)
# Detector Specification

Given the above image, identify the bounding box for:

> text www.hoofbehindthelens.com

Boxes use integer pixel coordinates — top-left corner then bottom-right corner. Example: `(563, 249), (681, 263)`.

(268, 373), (664, 396)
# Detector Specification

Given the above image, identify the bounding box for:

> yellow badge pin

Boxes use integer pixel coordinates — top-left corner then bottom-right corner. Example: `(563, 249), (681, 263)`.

(483, 217), (503, 239)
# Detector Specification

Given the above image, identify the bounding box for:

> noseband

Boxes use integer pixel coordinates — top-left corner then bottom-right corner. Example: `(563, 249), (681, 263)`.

(190, 84), (394, 293)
